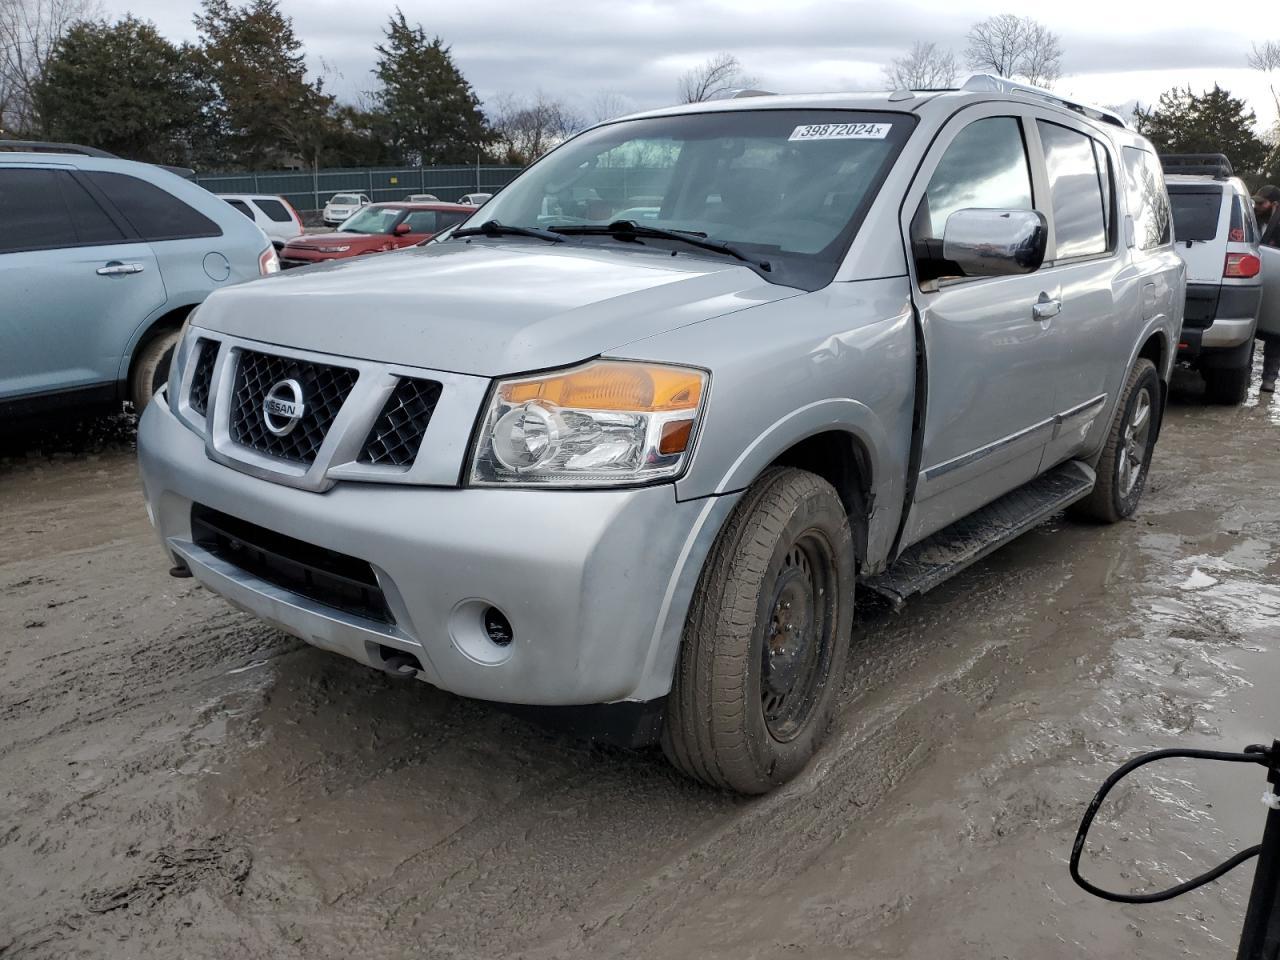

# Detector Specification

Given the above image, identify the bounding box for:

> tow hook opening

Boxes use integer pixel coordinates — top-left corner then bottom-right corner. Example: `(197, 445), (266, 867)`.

(378, 646), (423, 679)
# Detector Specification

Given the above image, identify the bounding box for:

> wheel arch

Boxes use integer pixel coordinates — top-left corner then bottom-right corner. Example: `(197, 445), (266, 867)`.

(765, 429), (872, 565)
(117, 301), (200, 395)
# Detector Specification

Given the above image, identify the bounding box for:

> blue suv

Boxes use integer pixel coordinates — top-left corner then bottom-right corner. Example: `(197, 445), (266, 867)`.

(0, 142), (278, 418)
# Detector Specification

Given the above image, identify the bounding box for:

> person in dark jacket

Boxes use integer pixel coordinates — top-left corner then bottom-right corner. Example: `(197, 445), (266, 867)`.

(1255, 185), (1280, 391)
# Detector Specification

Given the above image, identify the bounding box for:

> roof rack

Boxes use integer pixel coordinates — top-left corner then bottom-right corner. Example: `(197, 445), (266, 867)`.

(960, 74), (1128, 129)
(731, 89), (776, 98)
(0, 138), (117, 158)
(0, 139), (196, 180)
(1159, 153), (1233, 180)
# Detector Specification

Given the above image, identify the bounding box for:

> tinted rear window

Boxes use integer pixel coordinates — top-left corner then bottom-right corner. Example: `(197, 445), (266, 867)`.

(254, 198), (293, 222)
(60, 174), (126, 245)
(0, 168), (78, 252)
(86, 172), (221, 242)
(1167, 187), (1221, 241)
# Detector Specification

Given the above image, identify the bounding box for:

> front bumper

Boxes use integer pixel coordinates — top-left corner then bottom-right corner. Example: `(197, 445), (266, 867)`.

(138, 398), (737, 705)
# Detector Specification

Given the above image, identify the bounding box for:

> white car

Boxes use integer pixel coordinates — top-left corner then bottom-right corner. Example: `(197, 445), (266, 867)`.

(218, 194), (304, 246)
(405, 193), (438, 202)
(322, 193), (370, 226)
(458, 192), (492, 206)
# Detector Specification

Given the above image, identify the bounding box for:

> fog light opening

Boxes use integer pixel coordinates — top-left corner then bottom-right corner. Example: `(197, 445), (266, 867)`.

(483, 606), (513, 646)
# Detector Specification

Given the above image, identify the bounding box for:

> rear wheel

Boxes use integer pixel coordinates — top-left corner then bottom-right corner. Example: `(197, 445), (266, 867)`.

(1202, 344), (1254, 405)
(128, 328), (181, 412)
(1073, 358), (1160, 523)
(661, 467), (855, 794)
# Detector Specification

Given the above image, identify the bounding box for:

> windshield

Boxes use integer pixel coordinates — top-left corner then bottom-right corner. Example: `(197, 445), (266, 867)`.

(457, 109), (914, 288)
(331, 194), (360, 205)
(340, 206), (402, 234)
(1167, 186), (1221, 242)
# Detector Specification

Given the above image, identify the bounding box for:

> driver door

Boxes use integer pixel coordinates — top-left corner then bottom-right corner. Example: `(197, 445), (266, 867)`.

(899, 107), (1062, 548)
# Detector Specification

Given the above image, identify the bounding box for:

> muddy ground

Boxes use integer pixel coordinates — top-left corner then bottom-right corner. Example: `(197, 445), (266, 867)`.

(1, 368), (1278, 960)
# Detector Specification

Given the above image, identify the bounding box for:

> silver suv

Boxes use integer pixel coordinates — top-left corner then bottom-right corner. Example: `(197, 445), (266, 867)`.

(139, 76), (1183, 793)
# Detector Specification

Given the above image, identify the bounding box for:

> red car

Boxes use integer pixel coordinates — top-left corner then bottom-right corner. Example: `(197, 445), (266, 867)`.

(279, 202), (476, 268)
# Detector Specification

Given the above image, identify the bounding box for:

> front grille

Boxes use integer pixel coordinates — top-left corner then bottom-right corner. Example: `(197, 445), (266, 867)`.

(191, 504), (394, 624)
(358, 377), (442, 466)
(188, 339), (218, 416)
(229, 350), (357, 464)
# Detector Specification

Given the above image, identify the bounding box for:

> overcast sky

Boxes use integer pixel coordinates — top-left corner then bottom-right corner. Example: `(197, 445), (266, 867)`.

(97, 0), (1280, 129)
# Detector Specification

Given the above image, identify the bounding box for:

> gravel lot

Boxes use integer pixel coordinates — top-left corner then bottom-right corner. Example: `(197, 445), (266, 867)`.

(2, 368), (1278, 959)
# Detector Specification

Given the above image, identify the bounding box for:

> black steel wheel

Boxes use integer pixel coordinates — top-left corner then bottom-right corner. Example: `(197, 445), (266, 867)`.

(662, 467), (856, 794)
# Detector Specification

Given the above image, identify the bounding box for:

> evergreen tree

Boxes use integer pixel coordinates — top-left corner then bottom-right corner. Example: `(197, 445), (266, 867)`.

(34, 16), (215, 165)
(1135, 85), (1267, 179)
(372, 10), (489, 164)
(194, 0), (331, 168)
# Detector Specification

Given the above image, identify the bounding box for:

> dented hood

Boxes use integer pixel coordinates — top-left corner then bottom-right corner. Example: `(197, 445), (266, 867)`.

(193, 239), (799, 377)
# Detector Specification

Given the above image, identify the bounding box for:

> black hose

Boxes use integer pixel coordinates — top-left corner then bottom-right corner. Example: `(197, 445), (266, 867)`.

(1070, 746), (1273, 904)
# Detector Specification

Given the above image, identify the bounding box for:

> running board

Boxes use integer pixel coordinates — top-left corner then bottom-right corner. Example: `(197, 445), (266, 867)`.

(863, 460), (1096, 607)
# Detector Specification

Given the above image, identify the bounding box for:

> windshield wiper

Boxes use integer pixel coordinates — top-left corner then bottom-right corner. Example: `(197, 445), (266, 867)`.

(453, 219), (565, 243)
(550, 220), (771, 272)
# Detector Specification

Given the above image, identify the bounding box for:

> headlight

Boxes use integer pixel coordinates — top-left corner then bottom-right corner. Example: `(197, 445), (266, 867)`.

(166, 313), (199, 416)
(316, 244), (351, 253)
(470, 360), (707, 487)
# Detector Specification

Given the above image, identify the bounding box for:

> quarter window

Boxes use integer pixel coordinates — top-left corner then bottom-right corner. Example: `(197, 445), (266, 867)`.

(1037, 121), (1107, 259)
(85, 171), (221, 242)
(1122, 147), (1172, 250)
(916, 116), (1033, 241)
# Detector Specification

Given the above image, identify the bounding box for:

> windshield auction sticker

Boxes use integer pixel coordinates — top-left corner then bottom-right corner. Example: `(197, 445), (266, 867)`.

(788, 123), (892, 141)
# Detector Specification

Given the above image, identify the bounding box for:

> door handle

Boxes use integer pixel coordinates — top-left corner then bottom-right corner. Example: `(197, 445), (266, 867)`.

(96, 262), (144, 276)
(1033, 295), (1061, 321)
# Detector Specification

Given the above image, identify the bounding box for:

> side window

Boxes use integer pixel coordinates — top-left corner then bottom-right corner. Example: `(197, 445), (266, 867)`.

(1122, 147), (1172, 250)
(253, 198), (293, 223)
(1230, 195), (1258, 243)
(1037, 120), (1107, 259)
(0, 168), (80, 253)
(85, 171), (221, 242)
(1092, 140), (1114, 242)
(436, 211), (468, 232)
(59, 173), (126, 246)
(915, 116), (1033, 242)
(401, 210), (439, 233)
(225, 199), (254, 219)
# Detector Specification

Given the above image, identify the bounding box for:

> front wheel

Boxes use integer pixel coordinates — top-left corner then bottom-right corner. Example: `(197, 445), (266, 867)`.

(1073, 358), (1160, 523)
(662, 467), (855, 793)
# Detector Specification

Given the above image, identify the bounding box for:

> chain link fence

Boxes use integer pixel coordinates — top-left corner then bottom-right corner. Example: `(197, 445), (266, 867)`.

(195, 164), (525, 215)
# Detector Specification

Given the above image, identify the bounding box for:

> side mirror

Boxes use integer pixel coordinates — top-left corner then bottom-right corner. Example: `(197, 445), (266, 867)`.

(939, 208), (1048, 278)
(393, 223), (412, 236)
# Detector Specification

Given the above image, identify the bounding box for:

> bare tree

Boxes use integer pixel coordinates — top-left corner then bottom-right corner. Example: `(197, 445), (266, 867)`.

(882, 40), (957, 90)
(0, 0), (100, 135)
(965, 14), (1062, 89)
(489, 92), (584, 165)
(677, 52), (755, 103)
(588, 90), (633, 124)
(1248, 41), (1280, 174)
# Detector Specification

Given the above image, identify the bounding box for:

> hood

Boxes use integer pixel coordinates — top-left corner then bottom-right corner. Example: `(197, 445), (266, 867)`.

(195, 240), (801, 377)
(284, 232), (383, 251)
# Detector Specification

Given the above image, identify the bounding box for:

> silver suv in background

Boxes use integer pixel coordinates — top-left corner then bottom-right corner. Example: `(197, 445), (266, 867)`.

(0, 142), (278, 418)
(1161, 154), (1262, 404)
(139, 77), (1183, 793)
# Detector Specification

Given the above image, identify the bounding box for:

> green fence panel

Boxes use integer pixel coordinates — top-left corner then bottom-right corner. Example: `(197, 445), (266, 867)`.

(195, 164), (525, 212)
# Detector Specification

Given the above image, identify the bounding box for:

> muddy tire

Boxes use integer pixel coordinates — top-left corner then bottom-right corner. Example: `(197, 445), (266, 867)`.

(128, 328), (181, 412)
(1073, 358), (1160, 523)
(1202, 348), (1253, 405)
(661, 468), (855, 794)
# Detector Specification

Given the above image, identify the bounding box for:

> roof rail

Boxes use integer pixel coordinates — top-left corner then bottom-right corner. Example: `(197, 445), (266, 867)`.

(0, 139), (196, 180)
(960, 74), (1128, 129)
(1159, 153), (1233, 180)
(730, 88), (776, 98)
(0, 138), (117, 158)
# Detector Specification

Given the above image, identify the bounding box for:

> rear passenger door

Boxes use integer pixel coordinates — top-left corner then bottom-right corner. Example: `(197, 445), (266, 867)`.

(900, 107), (1062, 546)
(1028, 117), (1127, 469)
(0, 166), (164, 404)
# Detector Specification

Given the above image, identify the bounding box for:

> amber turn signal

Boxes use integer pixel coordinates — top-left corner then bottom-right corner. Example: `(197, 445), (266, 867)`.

(499, 361), (704, 412)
